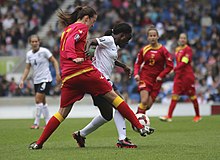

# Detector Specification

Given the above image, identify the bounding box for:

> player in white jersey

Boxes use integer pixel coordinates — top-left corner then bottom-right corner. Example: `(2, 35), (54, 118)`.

(73, 23), (137, 148)
(19, 35), (61, 129)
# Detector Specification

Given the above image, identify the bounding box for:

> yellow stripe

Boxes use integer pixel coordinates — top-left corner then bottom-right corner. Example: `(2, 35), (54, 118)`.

(139, 103), (147, 110)
(112, 96), (124, 108)
(172, 94), (179, 100)
(175, 45), (187, 53)
(181, 56), (189, 63)
(143, 45), (152, 56)
(54, 112), (64, 122)
(190, 95), (197, 100)
(62, 67), (93, 86)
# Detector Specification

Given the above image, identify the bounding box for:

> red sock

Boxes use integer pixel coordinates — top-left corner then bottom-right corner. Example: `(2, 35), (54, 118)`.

(37, 113), (64, 145)
(192, 99), (200, 116)
(113, 96), (143, 129)
(167, 100), (177, 118)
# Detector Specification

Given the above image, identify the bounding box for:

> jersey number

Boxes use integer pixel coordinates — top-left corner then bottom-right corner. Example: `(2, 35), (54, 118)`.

(149, 54), (155, 66)
(60, 28), (72, 51)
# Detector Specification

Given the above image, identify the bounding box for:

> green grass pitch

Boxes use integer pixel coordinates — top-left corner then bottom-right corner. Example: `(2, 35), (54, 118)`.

(0, 116), (220, 160)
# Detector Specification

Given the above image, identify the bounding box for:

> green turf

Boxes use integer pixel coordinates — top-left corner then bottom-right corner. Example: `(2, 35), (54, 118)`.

(0, 116), (219, 160)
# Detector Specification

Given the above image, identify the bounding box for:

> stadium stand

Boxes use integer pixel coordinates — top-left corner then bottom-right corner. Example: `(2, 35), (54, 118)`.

(0, 0), (220, 104)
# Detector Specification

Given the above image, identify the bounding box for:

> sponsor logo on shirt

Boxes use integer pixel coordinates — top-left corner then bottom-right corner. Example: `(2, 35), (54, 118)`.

(78, 30), (83, 34)
(100, 75), (105, 79)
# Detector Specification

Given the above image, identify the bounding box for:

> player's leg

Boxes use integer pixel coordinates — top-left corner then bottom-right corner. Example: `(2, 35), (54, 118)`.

(85, 70), (154, 136)
(31, 83), (49, 129)
(103, 90), (154, 136)
(188, 80), (201, 122)
(160, 81), (180, 122)
(40, 82), (52, 125)
(111, 88), (137, 148)
(189, 95), (201, 122)
(73, 95), (113, 147)
(114, 109), (137, 148)
(159, 94), (179, 122)
(29, 80), (84, 149)
(29, 106), (72, 149)
(31, 102), (42, 129)
(136, 90), (150, 114)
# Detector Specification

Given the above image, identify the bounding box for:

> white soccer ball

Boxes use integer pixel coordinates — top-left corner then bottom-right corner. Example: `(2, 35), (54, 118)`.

(132, 113), (150, 132)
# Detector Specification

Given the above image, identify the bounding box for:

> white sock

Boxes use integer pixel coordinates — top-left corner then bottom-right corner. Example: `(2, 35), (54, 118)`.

(80, 115), (108, 137)
(114, 109), (126, 140)
(42, 103), (50, 124)
(34, 103), (42, 125)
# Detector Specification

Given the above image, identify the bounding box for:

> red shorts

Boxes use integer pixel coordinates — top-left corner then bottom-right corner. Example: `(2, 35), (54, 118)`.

(172, 76), (196, 96)
(138, 80), (162, 101)
(60, 68), (112, 107)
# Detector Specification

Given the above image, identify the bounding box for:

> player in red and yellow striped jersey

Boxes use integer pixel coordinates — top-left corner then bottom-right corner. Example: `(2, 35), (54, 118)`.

(159, 33), (201, 122)
(134, 25), (173, 115)
(28, 6), (153, 150)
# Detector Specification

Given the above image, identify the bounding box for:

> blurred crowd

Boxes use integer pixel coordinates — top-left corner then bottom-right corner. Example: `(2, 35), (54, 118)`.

(0, 0), (220, 103)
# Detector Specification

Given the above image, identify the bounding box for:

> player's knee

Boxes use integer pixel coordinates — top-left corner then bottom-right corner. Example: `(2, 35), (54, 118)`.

(190, 95), (197, 100)
(172, 94), (179, 100)
(101, 112), (113, 121)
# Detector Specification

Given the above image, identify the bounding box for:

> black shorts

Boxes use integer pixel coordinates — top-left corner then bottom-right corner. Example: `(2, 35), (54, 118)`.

(91, 82), (119, 121)
(92, 95), (113, 121)
(34, 82), (51, 95)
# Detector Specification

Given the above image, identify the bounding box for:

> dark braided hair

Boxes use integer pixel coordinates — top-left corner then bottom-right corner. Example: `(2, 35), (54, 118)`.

(104, 23), (132, 36)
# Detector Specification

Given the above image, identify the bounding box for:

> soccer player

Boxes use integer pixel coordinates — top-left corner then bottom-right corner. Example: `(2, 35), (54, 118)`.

(159, 33), (202, 122)
(19, 34), (61, 129)
(28, 6), (153, 150)
(134, 25), (173, 115)
(73, 23), (138, 148)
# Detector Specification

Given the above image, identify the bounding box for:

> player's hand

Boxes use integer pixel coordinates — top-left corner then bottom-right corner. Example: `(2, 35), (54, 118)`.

(156, 76), (162, 82)
(72, 58), (84, 64)
(134, 75), (140, 84)
(19, 81), (24, 89)
(124, 66), (132, 78)
(56, 74), (62, 84)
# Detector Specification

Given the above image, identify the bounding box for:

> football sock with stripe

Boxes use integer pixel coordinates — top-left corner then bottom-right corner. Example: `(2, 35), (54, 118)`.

(36, 112), (64, 145)
(112, 96), (143, 130)
(167, 100), (177, 118)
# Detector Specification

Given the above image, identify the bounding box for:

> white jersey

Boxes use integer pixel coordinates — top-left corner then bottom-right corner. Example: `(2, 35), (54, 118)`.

(92, 36), (119, 80)
(26, 47), (53, 84)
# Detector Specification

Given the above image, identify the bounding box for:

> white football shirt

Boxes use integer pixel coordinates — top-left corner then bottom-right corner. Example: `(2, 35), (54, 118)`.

(92, 36), (119, 80)
(26, 47), (53, 84)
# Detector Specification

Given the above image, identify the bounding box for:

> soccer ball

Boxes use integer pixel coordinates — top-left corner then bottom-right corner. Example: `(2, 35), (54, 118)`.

(132, 113), (150, 132)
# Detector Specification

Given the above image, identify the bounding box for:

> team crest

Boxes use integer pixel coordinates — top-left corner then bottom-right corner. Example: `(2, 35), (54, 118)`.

(74, 34), (80, 41)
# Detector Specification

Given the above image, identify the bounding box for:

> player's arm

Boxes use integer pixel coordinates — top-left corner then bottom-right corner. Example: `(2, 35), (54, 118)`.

(19, 63), (31, 88)
(115, 60), (132, 78)
(174, 47), (192, 71)
(49, 56), (61, 84)
(134, 49), (144, 82)
(85, 38), (98, 57)
(158, 48), (174, 81)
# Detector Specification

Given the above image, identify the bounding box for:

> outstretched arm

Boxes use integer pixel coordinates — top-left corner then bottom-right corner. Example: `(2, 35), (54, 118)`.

(85, 38), (98, 57)
(49, 56), (61, 84)
(115, 60), (132, 78)
(19, 63), (31, 88)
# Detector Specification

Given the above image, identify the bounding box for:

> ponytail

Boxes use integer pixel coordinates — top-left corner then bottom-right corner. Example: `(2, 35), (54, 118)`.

(57, 6), (96, 28)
